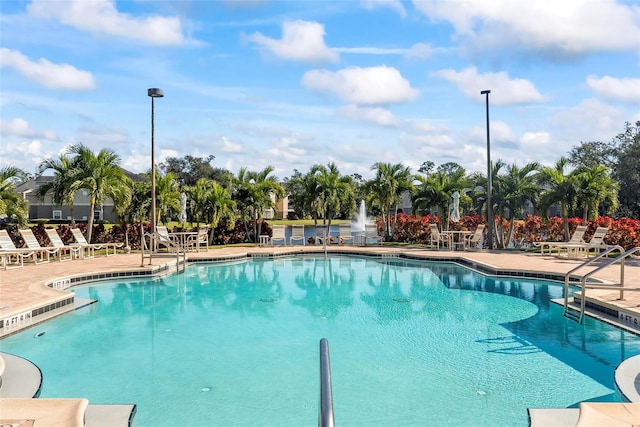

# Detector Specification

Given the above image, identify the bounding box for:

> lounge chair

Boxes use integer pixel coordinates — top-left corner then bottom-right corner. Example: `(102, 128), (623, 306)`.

(71, 228), (121, 257)
(337, 224), (354, 245)
(555, 226), (610, 257)
(153, 225), (183, 253)
(290, 224), (305, 245)
(45, 229), (83, 260)
(315, 225), (329, 245)
(429, 224), (450, 249)
(364, 224), (383, 245)
(0, 229), (36, 269)
(19, 228), (63, 263)
(464, 224), (485, 250)
(270, 225), (286, 246)
(534, 225), (588, 255)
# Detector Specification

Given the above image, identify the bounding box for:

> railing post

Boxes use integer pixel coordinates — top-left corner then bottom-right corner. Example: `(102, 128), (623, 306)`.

(319, 338), (335, 427)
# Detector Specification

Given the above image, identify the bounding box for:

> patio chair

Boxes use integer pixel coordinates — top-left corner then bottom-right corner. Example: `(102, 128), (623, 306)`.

(555, 226), (610, 258)
(270, 225), (286, 246)
(364, 224), (383, 245)
(45, 229), (83, 260)
(71, 228), (121, 257)
(154, 225), (182, 253)
(186, 225), (209, 252)
(315, 225), (329, 245)
(18, 228), (60, 264)
(0, 229), (36, 269)
(429, 224), (451, 249)
(290, 224), (305, 245)
(464, 224), (485, 250)
(337, 223), (354, 245)
(534, 225), (588, 255)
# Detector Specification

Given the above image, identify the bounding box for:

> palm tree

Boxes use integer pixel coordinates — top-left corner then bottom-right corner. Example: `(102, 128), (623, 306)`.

(412, 167), (468, 230)
(205, 181), (236, 242)
(186, 178), (213, 227)
(0, 166), (29, 227)
(492, 161), (539, 248)
(68, 144), (132, 243)
(36, 155), (80, 226)
(311, 163), (355, 227)
(574, 164), (618, 223)
(537, 157), (578, 240)
(365, 162), (413, 238)
(231, 167), (284, 242)
(153, 171), (181, 226)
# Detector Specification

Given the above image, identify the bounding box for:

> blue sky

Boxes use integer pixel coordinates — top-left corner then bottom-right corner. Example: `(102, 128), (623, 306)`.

(1, 0), (639, 181)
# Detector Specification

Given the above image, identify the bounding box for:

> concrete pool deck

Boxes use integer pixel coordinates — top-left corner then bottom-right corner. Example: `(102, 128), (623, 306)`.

(1, 245), (639, 426)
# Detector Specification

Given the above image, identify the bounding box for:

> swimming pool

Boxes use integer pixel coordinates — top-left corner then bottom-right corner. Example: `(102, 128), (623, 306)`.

(1, 256), (639, 426)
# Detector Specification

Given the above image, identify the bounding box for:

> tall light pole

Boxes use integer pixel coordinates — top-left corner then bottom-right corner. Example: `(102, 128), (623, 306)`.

(148, 88), (164, 240)
(481, 89), (493, 250)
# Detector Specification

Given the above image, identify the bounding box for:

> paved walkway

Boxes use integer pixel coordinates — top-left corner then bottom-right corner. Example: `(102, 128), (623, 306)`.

(1, 245), (640, 336)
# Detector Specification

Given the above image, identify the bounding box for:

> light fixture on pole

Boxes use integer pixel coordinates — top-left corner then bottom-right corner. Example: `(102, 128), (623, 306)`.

(148, 88), (164, 242)
(481, 89), (493, 250)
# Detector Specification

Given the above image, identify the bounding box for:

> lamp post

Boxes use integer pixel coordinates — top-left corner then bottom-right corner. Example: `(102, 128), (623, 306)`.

(481, 89), (493, 250)
(148, 88), (164, 242)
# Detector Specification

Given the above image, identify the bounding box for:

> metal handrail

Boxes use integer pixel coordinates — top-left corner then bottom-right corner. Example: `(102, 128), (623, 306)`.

(563, 246), (640, 323)
(563, 245), (624, 308)
(141, 231), (186, 273)
(319, 338), (335, 427)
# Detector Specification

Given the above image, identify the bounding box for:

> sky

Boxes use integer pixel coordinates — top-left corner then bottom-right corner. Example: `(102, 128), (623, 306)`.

(1, 0), (639, 181)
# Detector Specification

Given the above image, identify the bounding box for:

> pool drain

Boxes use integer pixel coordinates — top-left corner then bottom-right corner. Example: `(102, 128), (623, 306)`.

(259, 298), (278, 303)
(34, 331), (46, 338)
(392, 298), (411, 303)
(201, 387), (211, 392)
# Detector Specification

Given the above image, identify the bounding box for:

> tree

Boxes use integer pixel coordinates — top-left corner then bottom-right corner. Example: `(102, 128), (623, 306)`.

(67, 144), (132, 243)
(567, 140), (618, 168)
(492, 161), (539, 248)
(574, 164), (618, 223)
(365, 162), (413, 238)
(613, 121), (640, 218)
(36, 155), (80, 226)
(310, 163), (355, 226)
(159, 155), (228, 187)
(0, 166), (29, 226)
(205, 181), (236, 241)
(154, 171), (181, 225)
(537, 157), (578, 240)
(412, 167), (468, 230)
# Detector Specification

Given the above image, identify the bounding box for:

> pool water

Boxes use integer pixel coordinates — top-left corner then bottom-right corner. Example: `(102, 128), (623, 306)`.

(1, 256), (639, 426)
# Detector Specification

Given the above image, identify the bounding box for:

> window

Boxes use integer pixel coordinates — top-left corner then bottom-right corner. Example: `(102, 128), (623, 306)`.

(52, 210), (62, 220)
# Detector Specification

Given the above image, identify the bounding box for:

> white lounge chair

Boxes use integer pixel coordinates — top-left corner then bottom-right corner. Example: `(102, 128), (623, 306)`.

(556, 226), (610, 257)
(270, 225), (286, 245)
(337, 224), (354, 245)
(364, 224), (383, 245)
(45, 229), (84, 260)
(315, 225), (329, 245)
(0, 229), (36, 269)
(290, 224), (305, 245)
(429, 224), (450, 249)
(534, 225), (588, 255)
(71, 228), (121, 257)
(19, 228), (66, 263)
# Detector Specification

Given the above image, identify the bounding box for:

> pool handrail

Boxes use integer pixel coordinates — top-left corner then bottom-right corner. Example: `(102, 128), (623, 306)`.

(319, 338), (335, 427)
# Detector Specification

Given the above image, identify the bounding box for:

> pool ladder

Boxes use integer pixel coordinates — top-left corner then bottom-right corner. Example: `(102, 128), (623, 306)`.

(319, 338), (335, 427)
(563, 245), (640, 323)
(140, 230), (187, 274)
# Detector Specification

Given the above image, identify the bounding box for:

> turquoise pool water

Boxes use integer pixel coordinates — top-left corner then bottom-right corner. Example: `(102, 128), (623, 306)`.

(1, 256), (639, 426)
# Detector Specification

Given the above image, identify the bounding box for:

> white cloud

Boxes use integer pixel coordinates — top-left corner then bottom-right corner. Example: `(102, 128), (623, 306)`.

(302, 65), (419, 105)
(586, 75), (640, 104)
(551, 98), (626, 143)
(405, 42), (434, 59)
(412, 0), (640, 56)
(27, 0), (187, 46)
(247, 20), (339, 63)
(467, 120), (516, 144)
(520, 131), (551, 146)
(0, 118), (58, 140)
(0, 48), (95, 90)
(268, 137), (308, 163)
(361, 0), (407, 17)
(338, 105), (399, 126)
(220, 136), (243, 153)
(434, 67), (545, 105)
